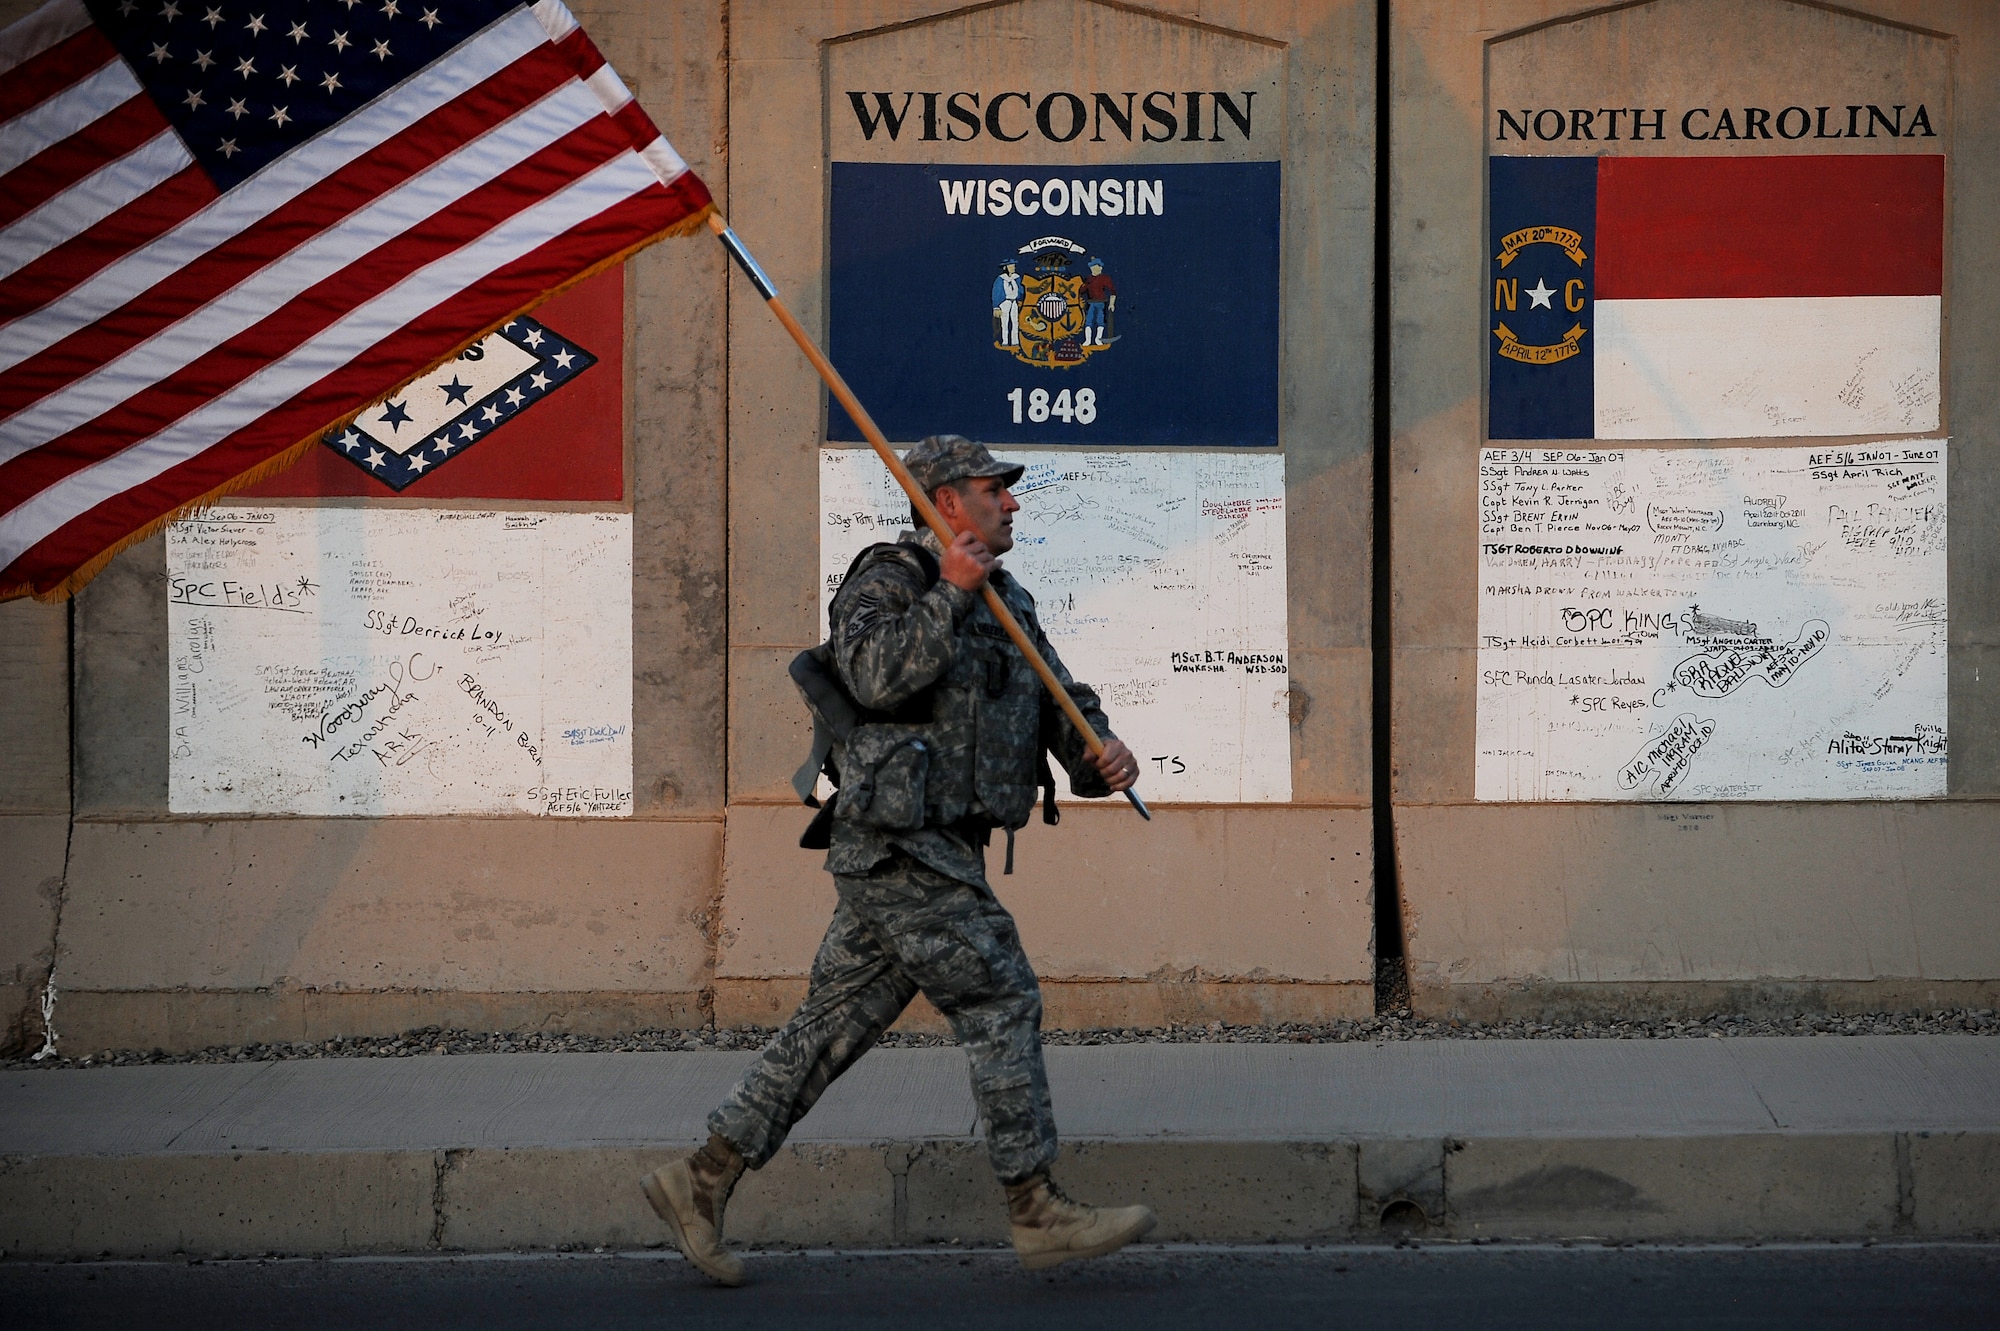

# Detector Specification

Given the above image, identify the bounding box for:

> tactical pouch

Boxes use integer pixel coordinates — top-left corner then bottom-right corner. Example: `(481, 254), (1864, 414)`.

(789, 542), (946, 850)
(834, 724), (931, 831)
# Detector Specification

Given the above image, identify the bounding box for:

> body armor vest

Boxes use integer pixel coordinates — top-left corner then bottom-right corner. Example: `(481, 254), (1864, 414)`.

(793, 543), (1054, 847)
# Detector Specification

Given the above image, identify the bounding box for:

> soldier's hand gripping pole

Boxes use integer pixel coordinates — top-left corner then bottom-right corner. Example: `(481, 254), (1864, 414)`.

(710, 212), (1150, 821)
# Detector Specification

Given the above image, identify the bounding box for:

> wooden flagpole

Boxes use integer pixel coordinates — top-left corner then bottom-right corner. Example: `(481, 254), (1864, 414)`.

(708, 212), (1149, 820)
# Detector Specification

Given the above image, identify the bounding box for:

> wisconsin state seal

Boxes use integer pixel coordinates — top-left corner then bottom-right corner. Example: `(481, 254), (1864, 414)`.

(993, 237), (1117, 369)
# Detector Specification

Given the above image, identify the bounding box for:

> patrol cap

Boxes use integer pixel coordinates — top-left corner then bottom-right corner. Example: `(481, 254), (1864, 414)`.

(904, 434), (1024, 494)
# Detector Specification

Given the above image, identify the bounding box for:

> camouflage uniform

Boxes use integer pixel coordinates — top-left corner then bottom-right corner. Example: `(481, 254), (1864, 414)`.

(708, 440), (1115, 1186)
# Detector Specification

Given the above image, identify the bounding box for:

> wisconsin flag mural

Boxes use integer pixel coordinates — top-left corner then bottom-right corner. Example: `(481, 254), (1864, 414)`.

(1490, 154), (1943, 440)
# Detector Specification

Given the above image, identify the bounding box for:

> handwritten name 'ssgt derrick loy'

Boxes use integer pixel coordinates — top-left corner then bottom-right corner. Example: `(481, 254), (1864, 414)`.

(638, 436), (1152, 1285)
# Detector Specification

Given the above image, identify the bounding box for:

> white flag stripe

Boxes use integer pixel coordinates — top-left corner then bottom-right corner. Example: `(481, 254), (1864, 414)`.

(1594, 295), (1941, 440)
(0, 130), (191, 286)
(583, 64), (633, 113)
(638, 136), (689, 185)
(530, 0), (580, 43)
(0, 0), (89, 80)
(1, 81), (606, 463)
(0, 6), (549, 371)
(0, 55), (136, 178)
(0, 152), (660, 567)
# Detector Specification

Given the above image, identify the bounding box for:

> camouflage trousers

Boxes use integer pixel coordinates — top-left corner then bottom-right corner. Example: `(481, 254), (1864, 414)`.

(707, 850), (1057, 1185)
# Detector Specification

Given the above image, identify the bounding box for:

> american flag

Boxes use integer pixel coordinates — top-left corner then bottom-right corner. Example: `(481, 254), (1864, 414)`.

(0, 0), (711, 598)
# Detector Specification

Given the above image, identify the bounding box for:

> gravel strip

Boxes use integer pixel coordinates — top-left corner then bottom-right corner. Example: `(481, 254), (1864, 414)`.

(7, 1007), (1995, 1071)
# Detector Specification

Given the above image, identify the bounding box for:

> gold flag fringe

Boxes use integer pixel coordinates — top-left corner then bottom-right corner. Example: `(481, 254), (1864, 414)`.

(6, 201), (714, 604)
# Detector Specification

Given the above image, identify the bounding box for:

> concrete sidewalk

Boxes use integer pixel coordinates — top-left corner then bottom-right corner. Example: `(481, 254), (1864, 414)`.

(4, 1037), (1996, 1256)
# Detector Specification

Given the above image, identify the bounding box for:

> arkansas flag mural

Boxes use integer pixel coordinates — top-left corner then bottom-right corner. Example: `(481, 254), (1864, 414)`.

(242, 265), (623, 500)
(1490, 153), (1943, 440)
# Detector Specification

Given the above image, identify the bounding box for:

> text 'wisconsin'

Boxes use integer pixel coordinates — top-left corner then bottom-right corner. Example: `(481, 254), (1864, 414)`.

(937, 178), (1166, 217)
(847, 91), (1259, 143)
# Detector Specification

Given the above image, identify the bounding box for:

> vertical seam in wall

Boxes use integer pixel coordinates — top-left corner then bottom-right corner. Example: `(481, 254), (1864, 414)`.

(429, 1147), (462, 1249)
(37, 597), (80, 1054)
(1371, 0), (1406, 1008)
(1893, 1131), (1915, 1231)
(709, 0), (733, 1031)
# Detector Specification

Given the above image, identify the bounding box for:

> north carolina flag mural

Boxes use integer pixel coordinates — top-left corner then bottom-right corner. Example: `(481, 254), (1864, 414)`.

(1490, 154), (1943, 441)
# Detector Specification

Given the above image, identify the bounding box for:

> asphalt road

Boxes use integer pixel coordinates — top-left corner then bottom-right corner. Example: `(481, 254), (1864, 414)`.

(5, 1243), (1998, 1331)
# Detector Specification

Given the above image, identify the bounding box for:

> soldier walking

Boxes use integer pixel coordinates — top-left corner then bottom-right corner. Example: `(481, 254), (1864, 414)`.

(641, 435), (1154, 1285)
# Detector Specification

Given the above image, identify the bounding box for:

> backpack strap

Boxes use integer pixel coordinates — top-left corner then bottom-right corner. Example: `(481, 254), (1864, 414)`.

(840, 540), (939, 607)
(791, 541), (944, 846)
(789, 644), (851, 803)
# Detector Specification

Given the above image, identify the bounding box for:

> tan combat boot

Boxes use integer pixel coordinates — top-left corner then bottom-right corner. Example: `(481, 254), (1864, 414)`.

(640, 1134), (748, 1286)
(1005, 1172), (1157, 1270)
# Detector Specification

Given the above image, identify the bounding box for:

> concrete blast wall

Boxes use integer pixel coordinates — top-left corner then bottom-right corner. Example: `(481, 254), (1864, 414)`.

(0, 0), (1994, 1054)
(1390, 0), (2000, 1018)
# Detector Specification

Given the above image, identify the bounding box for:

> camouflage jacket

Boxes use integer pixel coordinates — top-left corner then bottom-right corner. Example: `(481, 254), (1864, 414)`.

(825, 528), (1115, 887)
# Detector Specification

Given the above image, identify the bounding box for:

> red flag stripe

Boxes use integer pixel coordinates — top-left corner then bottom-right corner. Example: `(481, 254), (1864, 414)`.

(0, 123), (631, 506)
(611, 101), (658, 151)
(553, 26), (599, 74)
(0, 51), (580, 415)
(11, 187), (684, 589)
(0, 24), (116, 125)
(0, 92), (168, 230)
(1597, 154), (1945, 300)
(0, 164), (216, 323)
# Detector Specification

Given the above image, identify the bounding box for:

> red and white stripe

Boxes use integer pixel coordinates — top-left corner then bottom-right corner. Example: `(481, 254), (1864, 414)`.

(1591, 154), (1943, 440)
(0, 0), (709, 597)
